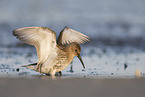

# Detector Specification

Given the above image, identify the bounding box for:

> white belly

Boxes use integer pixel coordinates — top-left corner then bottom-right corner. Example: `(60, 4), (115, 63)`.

(40, 54), (74, 75)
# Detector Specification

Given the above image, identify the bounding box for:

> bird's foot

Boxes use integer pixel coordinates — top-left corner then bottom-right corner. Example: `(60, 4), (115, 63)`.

(69, 64), (74, 73)
(58, 71), (62, 76)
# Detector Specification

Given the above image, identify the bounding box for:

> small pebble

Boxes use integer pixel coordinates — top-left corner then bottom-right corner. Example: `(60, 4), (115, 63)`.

(124, 63), (128, 70)
(16, 68), (19, 72)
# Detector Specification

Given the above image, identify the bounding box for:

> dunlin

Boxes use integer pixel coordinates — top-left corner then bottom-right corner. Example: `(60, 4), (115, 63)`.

(13, 26), (90, 77)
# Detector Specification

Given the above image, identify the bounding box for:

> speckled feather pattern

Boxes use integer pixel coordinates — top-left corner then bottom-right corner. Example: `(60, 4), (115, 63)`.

(13, 26), (90, 76)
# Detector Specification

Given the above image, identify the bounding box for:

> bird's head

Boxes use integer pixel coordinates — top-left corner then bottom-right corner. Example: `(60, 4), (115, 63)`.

(69, 42), (85, 69)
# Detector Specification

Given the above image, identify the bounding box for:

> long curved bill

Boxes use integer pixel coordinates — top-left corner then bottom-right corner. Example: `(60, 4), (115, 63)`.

(77, 54), (85, 69)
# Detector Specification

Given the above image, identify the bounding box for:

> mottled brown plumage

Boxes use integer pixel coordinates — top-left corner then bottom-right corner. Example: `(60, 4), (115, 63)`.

(13, 26), (90, 77)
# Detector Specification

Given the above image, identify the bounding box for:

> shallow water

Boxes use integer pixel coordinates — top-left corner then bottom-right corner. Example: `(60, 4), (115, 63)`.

(0, 45), (145, 78)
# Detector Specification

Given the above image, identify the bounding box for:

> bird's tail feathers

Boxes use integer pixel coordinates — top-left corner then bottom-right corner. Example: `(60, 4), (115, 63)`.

(21, 63), (37, 70)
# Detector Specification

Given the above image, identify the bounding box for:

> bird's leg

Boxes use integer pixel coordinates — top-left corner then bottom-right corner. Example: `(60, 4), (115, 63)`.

(69, 61), (74, 73)
(58, 71), (62, 76)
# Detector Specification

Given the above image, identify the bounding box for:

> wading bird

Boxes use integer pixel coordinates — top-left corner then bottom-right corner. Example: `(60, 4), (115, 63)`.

(13, 26), (90, 77)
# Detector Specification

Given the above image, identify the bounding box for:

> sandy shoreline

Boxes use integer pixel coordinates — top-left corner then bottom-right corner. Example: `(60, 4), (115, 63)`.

(0, 77), (145, 97)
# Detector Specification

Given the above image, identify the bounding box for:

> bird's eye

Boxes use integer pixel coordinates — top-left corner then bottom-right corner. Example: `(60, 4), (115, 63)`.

(75, 49), (77, 52)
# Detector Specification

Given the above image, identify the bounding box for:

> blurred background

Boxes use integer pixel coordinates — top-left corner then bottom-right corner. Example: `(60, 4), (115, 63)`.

(0, 0), (145, 77)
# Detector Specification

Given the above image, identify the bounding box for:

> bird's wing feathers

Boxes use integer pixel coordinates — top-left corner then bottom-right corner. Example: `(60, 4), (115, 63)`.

(13, 27), (57, 63)
(57, 26), (90, 45)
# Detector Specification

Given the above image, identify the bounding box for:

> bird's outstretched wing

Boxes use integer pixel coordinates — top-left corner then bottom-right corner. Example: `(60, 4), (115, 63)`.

(57, 26), (90, 45)
(13, 27), (57, 63)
